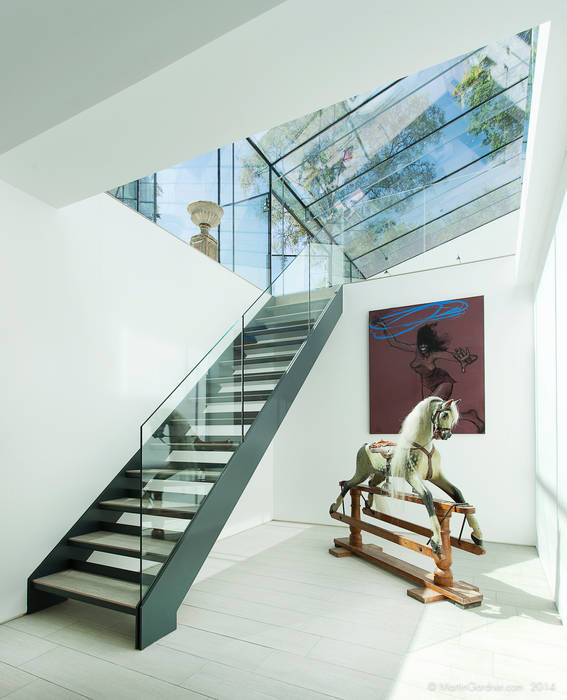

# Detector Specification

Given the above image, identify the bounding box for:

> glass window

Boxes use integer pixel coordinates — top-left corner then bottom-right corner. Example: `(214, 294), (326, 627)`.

(234, 197), (269, 289)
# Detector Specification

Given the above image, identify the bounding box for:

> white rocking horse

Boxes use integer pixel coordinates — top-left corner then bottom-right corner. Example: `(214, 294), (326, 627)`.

(329, 396), (483, 555)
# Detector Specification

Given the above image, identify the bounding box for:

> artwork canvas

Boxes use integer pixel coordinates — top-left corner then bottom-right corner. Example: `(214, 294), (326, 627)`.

(369, 296), (485, 434)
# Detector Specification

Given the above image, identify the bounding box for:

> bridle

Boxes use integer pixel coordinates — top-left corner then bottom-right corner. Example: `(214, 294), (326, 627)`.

(431, 402), (454, 440)
(409, 399), (459, 480)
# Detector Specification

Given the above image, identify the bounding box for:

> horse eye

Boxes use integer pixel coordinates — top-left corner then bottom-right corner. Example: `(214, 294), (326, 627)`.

(442, 412), (448, 418)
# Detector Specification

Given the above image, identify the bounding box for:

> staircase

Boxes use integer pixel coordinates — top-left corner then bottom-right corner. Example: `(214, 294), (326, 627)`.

(27, 242), (345, 648)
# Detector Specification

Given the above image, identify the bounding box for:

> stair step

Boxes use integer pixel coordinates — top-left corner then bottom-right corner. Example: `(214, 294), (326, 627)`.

(190, 424), (250, 437)
(69, 531), (175, 562)
(143, 481), (213, 496)
(221, 352), (295, 366)
(256, 299), (326, 316)
(146, 439), (239, 451)
(253, 312), (317, 326)
(101, 521), (183, 541)
(165, 450), (235, 465)
(32, 569), (139, 611)
(99, 497), (198, 519)
(208, 371), (284, 383)
(179, 415), (256, 425)
(245, 321), (310, 335)
(216, 380), (278, 391)
(233, 336), (306, 351)
(204, 402), (264, 414)
(204, 390), (273, 403)
(127, 468), (222, 481)
(147, 450), (233, 463)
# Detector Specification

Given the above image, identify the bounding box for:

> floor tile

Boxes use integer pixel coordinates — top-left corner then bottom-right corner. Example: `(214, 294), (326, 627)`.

(159, 624), (272, 672)
(20, 647), (206, 699)
(6, 604), (76, 638)
(308, 635), (405, 680)
(0, 661), (36, 698)
(0, 626), (57, 666)
(3, 678), (86, 699)
(255, 648), (391, 700)
(2, 522), (566, 699)
(47, 620), (206, 685)
(182, 660), (333, 700)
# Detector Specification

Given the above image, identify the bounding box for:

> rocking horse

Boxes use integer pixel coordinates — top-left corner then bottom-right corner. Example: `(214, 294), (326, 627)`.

(330, 396), (483, 554)
(329, 397), (485, 606)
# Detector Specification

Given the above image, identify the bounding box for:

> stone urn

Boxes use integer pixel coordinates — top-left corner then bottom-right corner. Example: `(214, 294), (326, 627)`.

(186, 200), (224, 261)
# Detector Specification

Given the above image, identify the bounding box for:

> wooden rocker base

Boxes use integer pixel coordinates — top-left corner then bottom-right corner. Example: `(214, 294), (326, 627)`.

(332, 537), (482, 608)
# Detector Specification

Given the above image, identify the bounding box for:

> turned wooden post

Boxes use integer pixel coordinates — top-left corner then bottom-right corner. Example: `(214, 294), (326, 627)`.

(432, 503), (453, 587)
(349, 487), (363, 548)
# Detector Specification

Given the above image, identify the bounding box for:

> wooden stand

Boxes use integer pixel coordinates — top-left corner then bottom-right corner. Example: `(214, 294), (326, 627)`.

(329, 483), (484, 607)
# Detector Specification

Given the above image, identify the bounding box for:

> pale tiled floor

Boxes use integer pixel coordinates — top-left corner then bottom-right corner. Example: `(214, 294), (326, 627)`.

(1, 522), (566, 699)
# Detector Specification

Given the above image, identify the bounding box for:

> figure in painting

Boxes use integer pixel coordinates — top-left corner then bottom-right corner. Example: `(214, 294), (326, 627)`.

(377, 320), (484, 433)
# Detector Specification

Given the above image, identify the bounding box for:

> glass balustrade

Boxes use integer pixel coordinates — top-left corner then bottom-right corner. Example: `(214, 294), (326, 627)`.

(138, 242), (350, 597)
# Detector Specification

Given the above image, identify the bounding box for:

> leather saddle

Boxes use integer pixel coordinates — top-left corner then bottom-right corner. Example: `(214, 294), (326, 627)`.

(368, 439), (396, 459)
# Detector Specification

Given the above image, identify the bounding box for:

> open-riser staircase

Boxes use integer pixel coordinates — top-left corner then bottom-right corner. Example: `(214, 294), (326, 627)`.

(28, 245), (344, 648)
(27, 155), (527, 646)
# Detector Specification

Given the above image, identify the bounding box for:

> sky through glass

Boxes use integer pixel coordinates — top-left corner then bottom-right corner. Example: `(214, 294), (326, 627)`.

(109, 29), (536, 284)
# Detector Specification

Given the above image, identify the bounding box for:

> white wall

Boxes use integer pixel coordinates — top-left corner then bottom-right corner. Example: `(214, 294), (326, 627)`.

(273, 255), (535, 545)
(534, 187), (567, 621)
(0, 183), (271, 623)
(556, 195), (567, 619)
(534, 239), (558, 596)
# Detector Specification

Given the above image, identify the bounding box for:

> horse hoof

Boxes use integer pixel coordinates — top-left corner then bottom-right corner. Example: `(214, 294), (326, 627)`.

(329, 504), (336, 515)
(431, 540), (442, 555)
(471, 534), (483, 546)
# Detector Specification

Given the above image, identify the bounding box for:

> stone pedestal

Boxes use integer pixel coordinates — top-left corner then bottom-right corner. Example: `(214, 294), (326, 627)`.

(190, 230), (218, 261)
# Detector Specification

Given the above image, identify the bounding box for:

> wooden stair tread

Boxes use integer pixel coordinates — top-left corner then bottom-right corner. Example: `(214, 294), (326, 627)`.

(234, 336), (305, 349)
(151, 450), (232, 463)
(32, 569), (139, 608)
(126, 468), (221, 480)
(146, 441), (239, 450)
(100, 497), (198, 518)
(69, 531), (175, 557)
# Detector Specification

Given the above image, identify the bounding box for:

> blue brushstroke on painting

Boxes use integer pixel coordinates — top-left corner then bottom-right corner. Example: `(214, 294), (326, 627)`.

(369, 300), (469, 339)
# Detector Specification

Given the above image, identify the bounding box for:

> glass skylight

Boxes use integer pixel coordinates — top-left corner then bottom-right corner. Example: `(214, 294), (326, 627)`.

(110, 29), (536, 283)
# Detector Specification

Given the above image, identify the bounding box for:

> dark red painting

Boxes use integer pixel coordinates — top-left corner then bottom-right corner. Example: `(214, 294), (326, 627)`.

(369, 296), (485, 434)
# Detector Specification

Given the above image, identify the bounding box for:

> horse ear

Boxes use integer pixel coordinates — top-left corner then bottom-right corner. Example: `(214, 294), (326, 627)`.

(441, 400), (452, 409)
(453, 398), (462, 406)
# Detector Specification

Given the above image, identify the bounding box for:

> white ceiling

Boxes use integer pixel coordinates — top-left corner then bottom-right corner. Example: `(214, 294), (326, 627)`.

(0, 0), (283, 154)
(0, 0), (564, 285)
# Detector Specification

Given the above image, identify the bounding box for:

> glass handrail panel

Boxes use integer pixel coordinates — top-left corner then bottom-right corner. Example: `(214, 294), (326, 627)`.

(140, 320), (243, 446)
(139, 241), (342, 599)
(139, 322), (249, 595)
(240, 242), (347, 444)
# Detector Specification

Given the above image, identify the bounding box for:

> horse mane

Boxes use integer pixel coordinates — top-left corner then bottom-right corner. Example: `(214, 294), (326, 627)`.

(390, 396), (443, 480)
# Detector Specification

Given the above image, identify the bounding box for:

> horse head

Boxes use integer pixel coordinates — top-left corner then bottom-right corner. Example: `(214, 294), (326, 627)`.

(432, 398), (460, 440)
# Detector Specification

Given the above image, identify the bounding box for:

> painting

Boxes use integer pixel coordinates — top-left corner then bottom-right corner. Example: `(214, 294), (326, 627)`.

(369, 296), (485, 434)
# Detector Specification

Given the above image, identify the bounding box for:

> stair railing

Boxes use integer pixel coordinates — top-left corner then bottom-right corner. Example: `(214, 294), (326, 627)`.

(137, 241), (351, 611)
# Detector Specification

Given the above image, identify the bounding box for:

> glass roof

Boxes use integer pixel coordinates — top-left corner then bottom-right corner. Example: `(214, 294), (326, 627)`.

(250, 30), (535, 277)
(109, 30), (536, 285)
